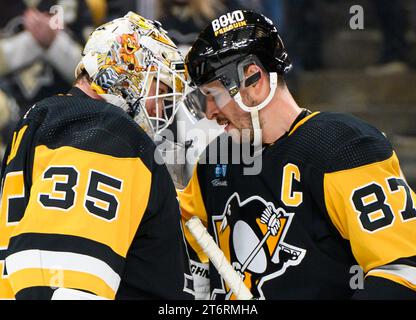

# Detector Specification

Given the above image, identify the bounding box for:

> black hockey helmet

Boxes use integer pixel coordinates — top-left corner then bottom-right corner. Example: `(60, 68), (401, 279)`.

(185, 9), (292, 91)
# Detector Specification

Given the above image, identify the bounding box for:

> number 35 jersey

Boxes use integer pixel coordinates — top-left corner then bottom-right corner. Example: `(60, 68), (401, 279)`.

(179, 111), (416, 299)
(0, 87), (193, 299)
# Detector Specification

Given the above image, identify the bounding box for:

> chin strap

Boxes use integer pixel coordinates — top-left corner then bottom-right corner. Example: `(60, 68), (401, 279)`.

(250, 108), (262, 156)
(233, 72), (277, 113)
(233, 72), (278, 151)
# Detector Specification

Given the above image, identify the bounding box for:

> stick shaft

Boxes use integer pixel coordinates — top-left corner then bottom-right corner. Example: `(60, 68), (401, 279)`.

(186, 216), (253, 300)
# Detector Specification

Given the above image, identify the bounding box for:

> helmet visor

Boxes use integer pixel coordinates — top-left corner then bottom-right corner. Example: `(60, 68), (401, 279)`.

(200, 80), (234, 109)
(183, 55), (266, 118)
(183, 79), (235, 118)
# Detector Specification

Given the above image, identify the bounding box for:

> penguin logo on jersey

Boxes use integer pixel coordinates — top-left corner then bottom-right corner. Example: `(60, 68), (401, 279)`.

(211, 193), (306, 300)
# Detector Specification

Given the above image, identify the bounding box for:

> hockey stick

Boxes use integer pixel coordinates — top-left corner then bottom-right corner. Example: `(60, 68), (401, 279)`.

(241, 211), (282, 272)
(185, 216), (253, 300)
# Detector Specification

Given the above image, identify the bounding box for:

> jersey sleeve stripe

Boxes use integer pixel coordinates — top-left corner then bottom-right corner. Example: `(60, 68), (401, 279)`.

(13, 286), (110, 300)
(9, 268), (116, 299)
(14, 286), (55, 299)
(51, 288), (109, 300)
(8, 233), (124, 275)
(5, 249), (120, 293)
(367, 264), (416, 290)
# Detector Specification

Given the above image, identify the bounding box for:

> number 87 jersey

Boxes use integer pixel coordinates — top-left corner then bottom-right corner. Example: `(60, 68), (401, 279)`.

(0, 88), (193, 300)
(305, 112), (416, 297)
(180, 111), (416, 299)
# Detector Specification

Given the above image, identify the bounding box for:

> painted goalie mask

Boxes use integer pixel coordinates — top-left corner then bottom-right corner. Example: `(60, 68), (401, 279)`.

(75, 12), (187, 138)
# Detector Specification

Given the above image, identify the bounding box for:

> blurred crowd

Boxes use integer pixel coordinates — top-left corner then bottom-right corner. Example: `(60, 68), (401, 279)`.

(0, 0), (415, 161)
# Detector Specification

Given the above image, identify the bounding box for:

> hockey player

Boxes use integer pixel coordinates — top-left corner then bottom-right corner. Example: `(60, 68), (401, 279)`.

(0, 12), (193, 300)
(180, 10), (416, 299)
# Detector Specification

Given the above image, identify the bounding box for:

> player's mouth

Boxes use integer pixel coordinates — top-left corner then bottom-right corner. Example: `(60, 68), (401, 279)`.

(217, 119), (233, 132)
(225, 121), (234, 132)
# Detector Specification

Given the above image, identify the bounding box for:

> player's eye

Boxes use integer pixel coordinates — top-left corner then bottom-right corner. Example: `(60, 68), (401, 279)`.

(159, 88), (167, 95)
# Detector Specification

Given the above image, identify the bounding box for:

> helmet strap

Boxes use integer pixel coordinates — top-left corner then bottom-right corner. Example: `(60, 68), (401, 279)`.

(233, 72), (277, 113)
(249, 108), (263, 154)
(233, 72), (278, 151)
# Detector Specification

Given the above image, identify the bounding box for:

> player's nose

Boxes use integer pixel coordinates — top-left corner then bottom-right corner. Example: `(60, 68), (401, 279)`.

(205, 97), (220, 120)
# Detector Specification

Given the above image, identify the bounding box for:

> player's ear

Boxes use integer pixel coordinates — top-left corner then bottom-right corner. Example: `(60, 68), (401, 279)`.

(243, 64), (263, 91)
(245, 64), (260, 83)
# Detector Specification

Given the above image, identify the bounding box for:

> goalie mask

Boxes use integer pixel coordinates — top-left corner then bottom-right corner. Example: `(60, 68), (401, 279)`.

(75, 12), (187, 138)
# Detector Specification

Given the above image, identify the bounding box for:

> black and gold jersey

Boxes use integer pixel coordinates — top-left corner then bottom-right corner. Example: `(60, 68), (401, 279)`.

(179, 111), (416, 299)
(0, 87), (193, 299)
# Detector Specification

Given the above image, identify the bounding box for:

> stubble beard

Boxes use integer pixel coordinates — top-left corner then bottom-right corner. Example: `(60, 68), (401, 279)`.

(228, 114), (254, 144)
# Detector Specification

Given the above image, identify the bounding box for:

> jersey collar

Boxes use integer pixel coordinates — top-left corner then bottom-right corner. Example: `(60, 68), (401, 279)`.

(67, 86), (91, 98)
(288, 110), (320, 136)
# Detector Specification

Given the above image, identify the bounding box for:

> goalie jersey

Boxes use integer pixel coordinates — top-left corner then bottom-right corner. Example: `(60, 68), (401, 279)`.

(0, 87), (193, 299)
(179, 110), (416, 299)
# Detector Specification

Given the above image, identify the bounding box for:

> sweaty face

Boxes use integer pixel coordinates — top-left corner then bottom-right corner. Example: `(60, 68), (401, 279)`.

(145, 80), (169, 118)
(202, 80), (253, 143)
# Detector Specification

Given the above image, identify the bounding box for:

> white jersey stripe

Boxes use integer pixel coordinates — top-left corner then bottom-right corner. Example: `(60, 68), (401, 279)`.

(5, 249), (121, 292)
(367, 264), (416, 286)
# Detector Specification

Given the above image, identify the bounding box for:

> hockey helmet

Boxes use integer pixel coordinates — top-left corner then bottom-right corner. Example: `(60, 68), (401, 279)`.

(184, 10), (291, 147)
(184, 9), (291, 112)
